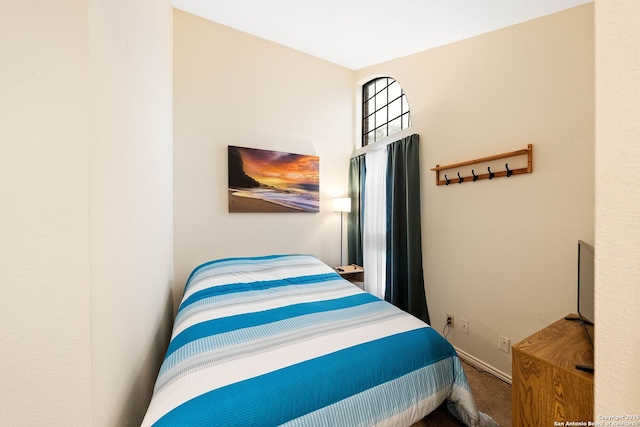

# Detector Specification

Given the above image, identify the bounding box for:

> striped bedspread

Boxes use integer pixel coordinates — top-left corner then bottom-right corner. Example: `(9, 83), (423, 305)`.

(142, 254), (497, 427)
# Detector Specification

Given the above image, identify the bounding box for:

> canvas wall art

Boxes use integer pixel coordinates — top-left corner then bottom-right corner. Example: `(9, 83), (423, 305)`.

(228, 146), (320, 213)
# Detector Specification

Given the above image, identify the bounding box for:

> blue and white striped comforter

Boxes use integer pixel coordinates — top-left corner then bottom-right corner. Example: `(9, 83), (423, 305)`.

(142, 254), (497, 427)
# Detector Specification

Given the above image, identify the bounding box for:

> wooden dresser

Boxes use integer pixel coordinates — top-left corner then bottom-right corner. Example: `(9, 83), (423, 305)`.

(512, 315), (594, 427)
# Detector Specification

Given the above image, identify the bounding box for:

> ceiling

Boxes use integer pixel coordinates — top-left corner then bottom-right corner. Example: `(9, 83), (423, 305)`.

(172, 0), (592, 70)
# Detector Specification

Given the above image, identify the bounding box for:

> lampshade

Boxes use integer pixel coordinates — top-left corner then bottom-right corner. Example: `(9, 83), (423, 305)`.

(332, 197), (351, 213)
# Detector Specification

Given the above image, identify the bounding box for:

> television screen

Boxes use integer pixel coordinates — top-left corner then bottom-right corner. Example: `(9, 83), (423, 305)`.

(577, 240), (595, 345)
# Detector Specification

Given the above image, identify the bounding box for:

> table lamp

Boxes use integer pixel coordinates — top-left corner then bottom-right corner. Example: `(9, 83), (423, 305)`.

(332, 197), (351, 266)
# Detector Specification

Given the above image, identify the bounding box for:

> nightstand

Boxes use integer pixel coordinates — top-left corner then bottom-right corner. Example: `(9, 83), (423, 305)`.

(335, 264), (365, 290)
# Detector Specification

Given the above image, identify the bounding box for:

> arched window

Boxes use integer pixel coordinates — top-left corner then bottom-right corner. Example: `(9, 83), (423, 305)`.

(362, 77), (411, 146)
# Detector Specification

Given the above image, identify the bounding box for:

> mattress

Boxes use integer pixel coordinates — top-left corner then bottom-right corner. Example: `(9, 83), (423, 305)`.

(141, 254), (497, 427)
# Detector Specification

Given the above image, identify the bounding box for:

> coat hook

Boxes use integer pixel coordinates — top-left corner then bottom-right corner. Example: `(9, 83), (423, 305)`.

(488, 166), (494, 179)
(458, 172), (463, 184)
(445, 174), (450, 185)
(472, 169), (478, 182)
(506, 163), (513, 177)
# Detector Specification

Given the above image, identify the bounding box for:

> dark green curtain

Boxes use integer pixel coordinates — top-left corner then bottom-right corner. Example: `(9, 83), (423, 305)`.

(347, 155), (365, 267)
(385, 134), (430, 324)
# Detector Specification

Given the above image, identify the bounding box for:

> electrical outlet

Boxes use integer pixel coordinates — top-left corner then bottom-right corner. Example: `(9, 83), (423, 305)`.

(446, 314), (454, 328)
(499, 335), (510, 353)
(460, 318), (469, 334)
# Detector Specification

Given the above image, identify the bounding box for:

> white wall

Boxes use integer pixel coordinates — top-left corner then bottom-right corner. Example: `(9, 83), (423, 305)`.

(173, 10), (354, 307)
(595, 0), (640, 414)
(355, 4), (594, 377)
(0, 1), (174, 425)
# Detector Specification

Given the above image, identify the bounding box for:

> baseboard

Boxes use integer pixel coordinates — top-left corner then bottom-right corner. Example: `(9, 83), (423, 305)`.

(454, 346), (512, 385)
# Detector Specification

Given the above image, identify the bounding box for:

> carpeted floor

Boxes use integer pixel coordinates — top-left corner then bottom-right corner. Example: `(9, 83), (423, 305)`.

(412, 360), (512, 427)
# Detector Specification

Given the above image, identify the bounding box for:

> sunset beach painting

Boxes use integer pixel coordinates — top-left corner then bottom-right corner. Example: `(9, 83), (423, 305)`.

(228, 146), (320, 213)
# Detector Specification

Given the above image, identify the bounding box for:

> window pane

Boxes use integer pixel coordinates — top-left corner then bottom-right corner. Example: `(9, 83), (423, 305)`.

(389, 117), (402, 135)
(375, 89), (387, 111)
(375, 125), (387, 141)
(364, 98), (375, 117)
(388, 98), (401, 120)
(402, 95), (410, 113)
(365, 131), (376, 145)
(388, 81), (401, 101)
(375, 78), (388, 94)
(375, 106), (387, 128)
(363, 115), (374, 134)
(364, 82), (376, 101)
(402, 113), (410, 129)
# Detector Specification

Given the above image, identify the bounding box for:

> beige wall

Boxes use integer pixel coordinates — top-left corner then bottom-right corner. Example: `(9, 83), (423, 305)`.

(4, 0), (636, 422)
(355, 4), (594, 377)
(595, 0), (640, 414)
(0, 1), (174, 425)
(173, 10), (354, 307)
(1, 1), (92, 424)
(88, 0), (174, 425)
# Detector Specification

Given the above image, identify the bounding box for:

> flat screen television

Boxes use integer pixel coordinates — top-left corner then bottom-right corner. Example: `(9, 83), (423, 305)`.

(566, 239), (595, 372)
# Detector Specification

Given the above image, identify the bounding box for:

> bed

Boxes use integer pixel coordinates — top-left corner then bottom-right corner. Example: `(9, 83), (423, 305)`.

(142, 254), (498, 427)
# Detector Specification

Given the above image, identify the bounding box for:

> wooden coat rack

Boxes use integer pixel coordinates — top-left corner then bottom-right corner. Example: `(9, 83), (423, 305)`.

(431, 144), (533, 186)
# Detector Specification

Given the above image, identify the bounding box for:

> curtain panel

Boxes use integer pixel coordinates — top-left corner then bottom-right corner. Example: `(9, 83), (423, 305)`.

(363, 149), (387, 298)
(347, 155), (365, 267)
(385, 134), (430, 324)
